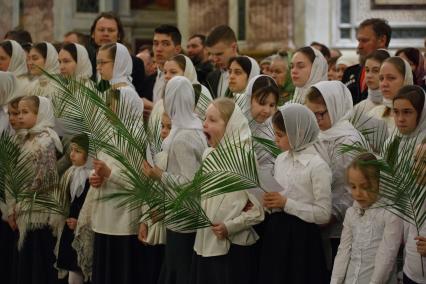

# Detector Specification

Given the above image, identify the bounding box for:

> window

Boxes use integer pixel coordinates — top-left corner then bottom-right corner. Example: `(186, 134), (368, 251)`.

(76, 0), (99, 13)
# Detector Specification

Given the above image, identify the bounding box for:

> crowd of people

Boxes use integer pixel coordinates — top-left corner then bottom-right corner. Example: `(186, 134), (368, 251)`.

(0, 11), (426, 284)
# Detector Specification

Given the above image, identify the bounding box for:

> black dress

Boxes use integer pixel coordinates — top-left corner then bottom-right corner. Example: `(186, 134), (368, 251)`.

(257, 212), (328, 284)
(0, 217), (19, 284)
(341, 64), (368, 105)
(57, 180), (90, 272)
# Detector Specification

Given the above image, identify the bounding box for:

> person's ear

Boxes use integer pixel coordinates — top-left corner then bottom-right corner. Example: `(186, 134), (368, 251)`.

(377, 35), (387, 48)
(175, 44), (182, 54)
(230, 42), (238, 54)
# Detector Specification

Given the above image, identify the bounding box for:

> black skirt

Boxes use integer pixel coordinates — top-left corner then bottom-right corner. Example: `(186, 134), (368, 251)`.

(92, 233), (145, 284)
(143, 244), (165, 284)
(0, 219), (19, 284)
(190, 243), (257, 284)
(258, 212), (327, 284)
(158, 229), (195, 284)
(17, 226), (58, 284)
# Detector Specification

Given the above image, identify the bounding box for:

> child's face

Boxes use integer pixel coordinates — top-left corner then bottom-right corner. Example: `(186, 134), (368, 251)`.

(273, 125), (291, 151)
(305, 100), (332, 131)
(59, 49), (77, 77)
(228, 61), (248, 93)
(160, 113), (172, 140)
(348, 167), (378, 208)
(327, 63), (338, 81)
(365, 58), (381, 90)
(203, 104), (226, 148)
(393, 98), (418, 135)
(414, 144), (426, 185)
(251, 93), (277, 124)
(18, 100), (38, 129)
(8, 105), (20, 130)
(163, 60), (184, 82)
(69, 143), (87, 167)
(379, 62), (405, 100)
(96, 49), (114, 81)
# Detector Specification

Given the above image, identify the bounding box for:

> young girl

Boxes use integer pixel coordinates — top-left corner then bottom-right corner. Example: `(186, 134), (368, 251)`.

(404, 140), (426, 284)
(258, 103), (331, 284)
(58, 43), (93, 81)
(305, 81), (364, 267)
(331, 152), (403, 283)
(88, 42), (144, 284)
(335, 54), (359, 81)
(15, 95), (63, 284)
(192, 97), (264, 284)
(270, 53), (294, 104)
(291, 46), (328, 103)
(143, 76), (208, 284)
(27, 42), (60, 99)
(396, 47), (426, 87)
(227, 56), (260, 98)
(369, 57), (414, 135)
(354, 50), (390, 114)
(56, 134), (91, 284)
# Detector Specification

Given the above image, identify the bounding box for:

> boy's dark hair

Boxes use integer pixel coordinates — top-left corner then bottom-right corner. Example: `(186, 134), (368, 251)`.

(205, 25), (237, 47)
(71, 133), (90, 154)
(90, 12), (125, 43)
(359, 18), (392, 47)
(154, 25), (182, 46)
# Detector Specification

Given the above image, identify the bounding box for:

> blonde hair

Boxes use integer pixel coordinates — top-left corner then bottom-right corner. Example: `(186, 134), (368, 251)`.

(211, 97), (235, 125)
(346, 152), (380, 192)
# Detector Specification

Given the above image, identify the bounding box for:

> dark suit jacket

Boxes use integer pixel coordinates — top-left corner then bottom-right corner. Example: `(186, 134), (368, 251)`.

(342, 64), (368, 105)
(205, 69), (221, 99)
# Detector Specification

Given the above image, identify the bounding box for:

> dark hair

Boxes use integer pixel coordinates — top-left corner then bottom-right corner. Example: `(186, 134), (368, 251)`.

(327, 56), (338, 67)
(70, 133), (89, 154)
(228, 56), (252, 76)
(4, 28), (33, 49)
(310, 41), (331, 59)
(294, 46), (316, 64)
(251, 76), (279, 105)
(99, 42), (117, 60)
(31, 42), (48, 59)
(154, 25), (182, 46)
(64, 31), (90, 46)
(394, 85), (425, 124)
(168, 54), (186, 71)
(8, 96), (23, 109)
(0, 41), (13, 57)
(189, 34), (206, 46)
(61, 43), (78, 62)
(138, 44), (153, 56)
(384, 56), (407, 78)
(347, 152), (380, 190)
(90, 12), (125, 43)
(305, 86), (326, 105)
(20, 96), (40, 114)
(365, 49), (390, 64)
(205, 25), (237, 47)
(396, 48), (421, 69)
(359, 18), (392, 47)
(272, 110), (286, 132)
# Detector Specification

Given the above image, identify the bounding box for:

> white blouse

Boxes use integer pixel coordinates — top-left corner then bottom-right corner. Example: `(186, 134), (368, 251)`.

(331, 202), (403, 284)
(274, 145), (332, 224)
(368, 105), (396, 136)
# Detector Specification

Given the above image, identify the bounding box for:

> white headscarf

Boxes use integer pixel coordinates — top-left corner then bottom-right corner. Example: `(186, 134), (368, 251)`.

(293, 46), (328, 103)
(382, 57), (414, 108)
(183, 55), (199, 84)
(26, 96), (63, 152)
(336, 54), (359, 68)
(313, 81), (360, 141)
(162, 76), (204, 152)
(242, 74), (276, 120)
(279, 103), (320, 152)
(246, 56), (261, 83)
(6, 40), (28, 77)
(0, 72), (17, 132)
(73, 43), (93, 80)
(110, 43), (133, 86)
(400, 87), (426, 140)
(69, 159), (92, 202)
(43, 42), (60, 74)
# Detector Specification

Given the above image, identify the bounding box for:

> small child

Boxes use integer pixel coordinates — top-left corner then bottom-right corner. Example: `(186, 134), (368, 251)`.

(331, 152), (403, 283)
(57, 134), (91, 284)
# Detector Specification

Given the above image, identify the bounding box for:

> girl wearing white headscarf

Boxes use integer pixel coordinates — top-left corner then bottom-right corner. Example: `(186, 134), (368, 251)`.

(89, 42), (144, 284)
(335, 53), (359, 81)
(291, 46), (328, 103)
(258, 103), (331, 284)
(27, 42), (60, 99)
(228, 55), (260, 101)
(305, 81), (364, 268)
(0, 40), (31, 96)
(369, 57), (414, 135)
(14, 95), (62, 284)
(191, 98), (264, 284)
(142, 76), (208, 284)
(0, 71), (17, 134)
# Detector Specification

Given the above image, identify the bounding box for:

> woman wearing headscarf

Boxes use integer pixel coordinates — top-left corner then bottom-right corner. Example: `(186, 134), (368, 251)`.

(291, 46), (328, 103)
(143, 76), (208, 284)
(304, 81), (364, 269)
(258, 103), (331, 284)
(270, 52), (295, 104)
(335, 54), (359, 81)
(0, 40), (31, 96)
(396, 47), (426, 89)
(227, 56), (260, 99)
(27, 42), (60, 99)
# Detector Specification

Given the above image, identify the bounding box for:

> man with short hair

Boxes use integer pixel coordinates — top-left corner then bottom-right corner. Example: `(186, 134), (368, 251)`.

(137, 45), (156, 76)
(342, 18), (391, 105)
(205, 25), (238, 98)
(63, 31), (89, 46)
(186, 34), (213, 85)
